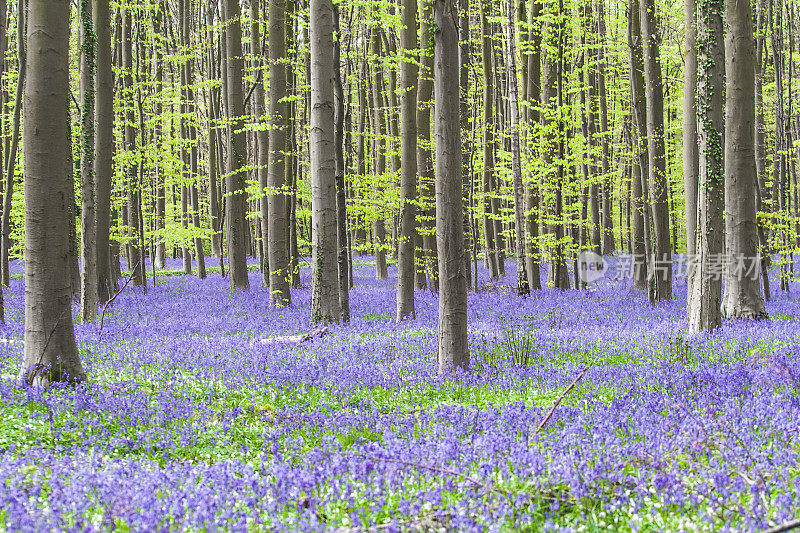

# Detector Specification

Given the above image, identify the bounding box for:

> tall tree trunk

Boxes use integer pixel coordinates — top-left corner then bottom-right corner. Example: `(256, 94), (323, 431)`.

(683, 0), (699, 262)
(396, 0), (419, 320)
(370, 27), (389, 281)
(265, 0), (292, 304)
(184, 0), (205, 279)
(542, 0), (569, 289)
(20, 0), (86, 385)
(755, 0), (771, 301)
(251, 0), (269, 287)
(460, 0), (472, 290)
(481, 0), (500, 279)
(122, 4), (144, 286)
(153, 4), (166, 269)
(722, 0), (768, 319)
(639, 0), (672, 301)
(595, 0), (614, 255)
(628, 0), (649, 291)
(0, 0), (8, 321)
(2, 0), (24, 287)
(506, 0), (529, 296)
(79, 0), (98, 321)
(333, 4), (349, 322)
(207, 3), (222, 259)
(434, 0), (468, 372)
(688, 0), (724, 334)
(309, 0), (342, 323)
(417, 2), (438, 290)
(224, 0), (250, 289)
(525, 0), (542, 290)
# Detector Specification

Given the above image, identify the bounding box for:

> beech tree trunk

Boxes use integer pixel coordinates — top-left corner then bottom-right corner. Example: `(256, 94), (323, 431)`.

(224, 0), (250, 290)
(0, 0), (7, 321)
(20, 0), (86, 385)
(266, 0), (292, 304)
(639, 0), (672, 301)
(628, 0), (649, 291)
(80, 0), (98, 321)
(688, 0), (724, 334)
(417, 2), (438, 290)
(122, 5), (144, 287)
(370, 27), (389, 281)
(333, 4), (349, 322)
(434, 0), (469, 372)
(722, 0), (768, 320)
(754, 0), (771, 301)
(683, 0), (699, 262)
(309, 0), (342, 323)
(2, 0), (23, 288)
(505, 0), (529, 296)
(542, 0), (569, 289)
(481, 0), (500, 279)
(396, 0), (418, 321)
(525, 0), (542, 290)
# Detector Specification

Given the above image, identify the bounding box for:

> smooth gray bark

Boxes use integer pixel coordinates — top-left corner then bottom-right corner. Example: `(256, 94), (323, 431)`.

(434, 0), (469, 372)
(721, 0), (768, 320)
(20, 0), (86, 385)
(224, 0), (250, 290)
(396, 0), (418, 321)
(309, 0), (342, 323)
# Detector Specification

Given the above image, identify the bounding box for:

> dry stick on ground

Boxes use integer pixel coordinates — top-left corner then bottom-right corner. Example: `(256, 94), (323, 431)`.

(98, 265), (139, 333)
(535, 366), (588, 435)
(763, 519), (800, 533)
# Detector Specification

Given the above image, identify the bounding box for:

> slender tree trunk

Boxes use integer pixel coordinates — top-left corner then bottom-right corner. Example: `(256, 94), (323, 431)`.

(153, 4), (166, 269)
(333, 4), (349, 322)
(417, 3), (438, 289)
(224, 0), (250, 289)
(79, 0), (98, 321)
(264, 0), (291, 304)
(683, 0), (699, 262)
(640, 0), (672, 301)
(628, 0), (649, 291)
(396, 0), (419, 320)
(755, 0), (771, 301)
(20, 0), (86, 385)
(122, 4), (144, 286)
(688, 0), (724, 334)
(595, 0), (614, 255)
(309, 0), (342, 323)
(460, 0), (472, 290)
(525, 0), (542, 290)
(370, 27), (389, 281)
(481, 0), (499, 279)
(183, 0), (205, 279)
(542, 0), (569, 289)
(250, 0), (269, 286)
(0, 0), (8, 321)
(2, 0), (24, 288)
(434, 0), (468, 372)
(721, 0), (768, 319)
(506, 0), (529, 296)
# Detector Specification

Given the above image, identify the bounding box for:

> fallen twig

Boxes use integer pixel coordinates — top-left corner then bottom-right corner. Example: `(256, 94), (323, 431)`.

(762, 518), (800, 533)
(535, 366), (588, 435)
(99, 267), (138, 334)
(253, 326), (330, 346)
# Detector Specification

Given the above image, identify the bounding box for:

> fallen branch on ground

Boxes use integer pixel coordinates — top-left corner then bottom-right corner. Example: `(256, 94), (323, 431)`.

(534, 366), (588, 435)
(253, 326), (330, 346)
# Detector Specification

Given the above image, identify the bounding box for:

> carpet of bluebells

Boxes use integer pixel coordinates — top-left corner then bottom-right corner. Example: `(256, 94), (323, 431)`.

(0, 256), (799, 531)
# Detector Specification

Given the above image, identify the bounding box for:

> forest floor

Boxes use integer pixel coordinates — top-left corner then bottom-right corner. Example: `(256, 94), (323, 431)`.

(0, 257), (798, 531)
